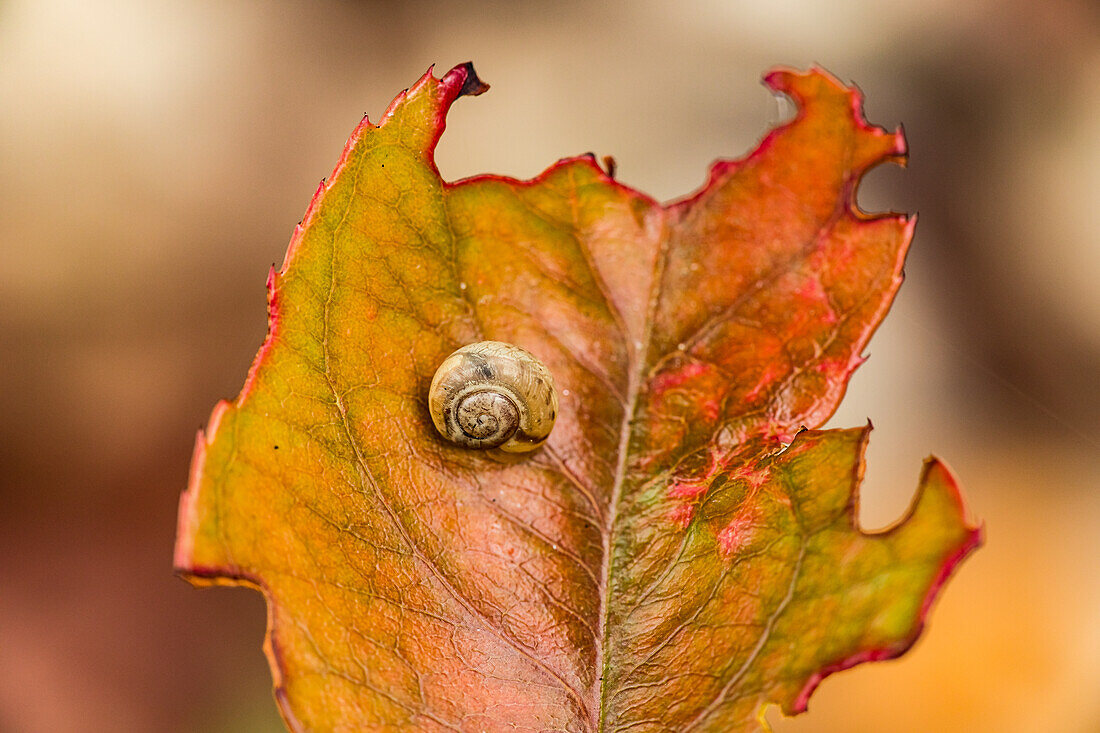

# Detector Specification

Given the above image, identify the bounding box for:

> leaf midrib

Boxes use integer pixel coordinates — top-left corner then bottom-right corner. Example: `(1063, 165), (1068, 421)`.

(592, 210), (671, 731)
(587, 174), (859, 729)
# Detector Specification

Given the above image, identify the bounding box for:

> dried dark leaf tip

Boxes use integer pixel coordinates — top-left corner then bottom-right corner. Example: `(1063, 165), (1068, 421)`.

(602, 155), (617, 179)
(456, 61), (490, 98)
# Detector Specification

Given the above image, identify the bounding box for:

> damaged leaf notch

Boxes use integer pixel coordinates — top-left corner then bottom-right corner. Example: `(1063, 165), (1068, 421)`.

(175, 61), (981, 732)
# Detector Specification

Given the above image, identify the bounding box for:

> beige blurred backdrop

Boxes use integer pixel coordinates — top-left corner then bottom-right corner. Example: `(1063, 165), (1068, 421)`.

(1, 1), (1097, 731)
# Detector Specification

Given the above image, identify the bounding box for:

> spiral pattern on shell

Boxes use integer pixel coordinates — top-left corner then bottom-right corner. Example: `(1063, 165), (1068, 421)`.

(428, 341), (557, 452)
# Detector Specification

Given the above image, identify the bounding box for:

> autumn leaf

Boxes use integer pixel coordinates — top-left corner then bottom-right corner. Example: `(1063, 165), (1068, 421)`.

(175, 63), (981, 732)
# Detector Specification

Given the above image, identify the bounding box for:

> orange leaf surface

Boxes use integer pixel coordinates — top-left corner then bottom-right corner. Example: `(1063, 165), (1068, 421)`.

(175, 63), (981, 731)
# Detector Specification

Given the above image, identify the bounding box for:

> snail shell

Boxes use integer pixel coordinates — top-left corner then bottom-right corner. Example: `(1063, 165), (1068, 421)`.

(428, 341), (557, 453)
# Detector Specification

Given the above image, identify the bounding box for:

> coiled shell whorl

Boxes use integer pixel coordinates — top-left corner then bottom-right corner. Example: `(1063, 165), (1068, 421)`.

(428, 341), (557, 453)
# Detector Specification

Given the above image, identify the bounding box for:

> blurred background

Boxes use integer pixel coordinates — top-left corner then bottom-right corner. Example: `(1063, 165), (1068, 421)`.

(1, 0), (1097, 731)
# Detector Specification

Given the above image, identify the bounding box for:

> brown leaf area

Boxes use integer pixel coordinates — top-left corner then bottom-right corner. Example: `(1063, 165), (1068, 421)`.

(175, 64), (979, 731)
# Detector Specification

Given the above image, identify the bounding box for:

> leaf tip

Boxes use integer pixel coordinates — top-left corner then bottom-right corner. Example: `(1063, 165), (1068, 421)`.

(760, 67), (797, 96)
(266, 263), (280, 315)
(893, 122), (910, 164)
(908, 459), (984, 656)
(174, 399), (237, 578)
(440, 61), (490, 101)
(760, 64), (846, 109)
(172, 427), (207, 573)
(920, 457), (980, 520)
(785, 451), (982, 716)
(602, 154), (617, 179)
(458, 61), (491, 97)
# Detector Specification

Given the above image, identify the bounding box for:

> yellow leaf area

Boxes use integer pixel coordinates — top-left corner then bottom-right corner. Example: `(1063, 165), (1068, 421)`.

(175, 63), (981, 732)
